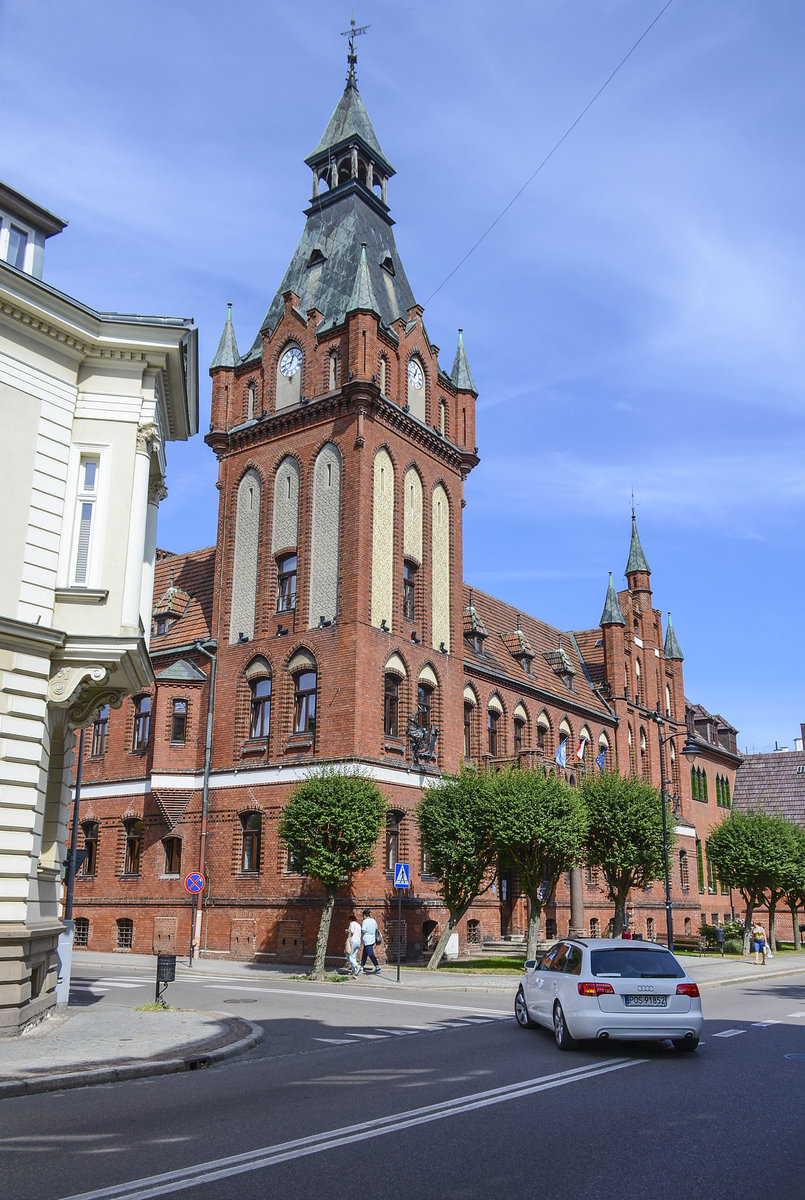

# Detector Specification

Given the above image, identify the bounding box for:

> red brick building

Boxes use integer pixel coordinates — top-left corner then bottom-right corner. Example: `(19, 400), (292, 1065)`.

(70, 53), (741, 964)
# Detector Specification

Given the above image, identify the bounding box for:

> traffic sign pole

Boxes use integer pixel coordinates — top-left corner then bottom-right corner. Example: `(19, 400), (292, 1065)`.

(393, 863), (410, 984)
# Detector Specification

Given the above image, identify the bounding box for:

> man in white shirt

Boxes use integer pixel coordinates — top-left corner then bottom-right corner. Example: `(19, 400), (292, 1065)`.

(346, 913), (362, 976)
(360, 909), (381, 974)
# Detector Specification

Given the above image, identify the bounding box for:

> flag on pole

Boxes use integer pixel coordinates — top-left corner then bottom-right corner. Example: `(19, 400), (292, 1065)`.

(575, 738), (587, 761)
(595, 747), (606, 770)
(555, 738), (567, 768)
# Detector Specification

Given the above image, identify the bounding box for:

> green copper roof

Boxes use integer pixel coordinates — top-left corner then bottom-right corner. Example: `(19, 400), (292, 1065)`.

(600, 571), (626, 626)
(625, 515), (651, 575)
(347, 242), (380, 314)
(305, 77), (392, 175)
(210, 303), (239, 370)
(451, 328), (477, 393)
(664, 613), (684, 661)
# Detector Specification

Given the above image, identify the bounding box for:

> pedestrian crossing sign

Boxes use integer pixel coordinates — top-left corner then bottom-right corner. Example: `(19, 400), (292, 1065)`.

(393, 862), (410, 888)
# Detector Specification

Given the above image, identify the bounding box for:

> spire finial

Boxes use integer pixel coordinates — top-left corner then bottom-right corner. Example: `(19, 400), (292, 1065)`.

(341, 13), (370, 87)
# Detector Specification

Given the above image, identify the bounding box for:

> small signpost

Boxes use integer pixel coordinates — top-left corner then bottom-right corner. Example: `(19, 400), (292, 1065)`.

(184, 874), (205, 967)
(393, 863), (410, 983)
(184, 872), (206, 895)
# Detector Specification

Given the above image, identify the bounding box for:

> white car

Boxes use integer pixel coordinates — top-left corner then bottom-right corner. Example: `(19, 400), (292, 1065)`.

(515, 938), (703, 1052)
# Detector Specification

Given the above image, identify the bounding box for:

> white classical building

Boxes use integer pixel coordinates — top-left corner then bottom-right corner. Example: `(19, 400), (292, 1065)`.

(0, 182), (197, 1033)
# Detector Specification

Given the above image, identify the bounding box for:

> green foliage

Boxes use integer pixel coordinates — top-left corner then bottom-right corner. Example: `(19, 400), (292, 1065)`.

(278, 766), (387, 890)
(706, 809), (803, 909)
(416, 768), (499, 920)
(490, 767), (587, 901)
(581, 771), (671, 933)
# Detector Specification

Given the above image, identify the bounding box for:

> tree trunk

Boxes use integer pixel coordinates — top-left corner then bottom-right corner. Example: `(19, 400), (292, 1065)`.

(311, 885), (336, 979)
(768, 899), (777, 952)
(612, 894), (627, 937)
(742, 905), (754, 956)
(426, 905), (469, 970)
(790, 902), (802, 952)
(526, 900), (542, 961)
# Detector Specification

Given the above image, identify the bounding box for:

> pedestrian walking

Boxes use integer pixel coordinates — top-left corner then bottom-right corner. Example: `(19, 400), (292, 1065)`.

(346, 913), (362, 976)
(360, 908), (382, 974)
(752, 919), (767, 965)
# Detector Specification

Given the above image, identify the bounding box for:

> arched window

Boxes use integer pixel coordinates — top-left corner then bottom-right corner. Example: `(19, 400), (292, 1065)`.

(431, 485), (450, 652)
(249, 677), (272, 739)
(378, 355), (388, 396)
(487, 696), (503, 756)
(276, 553), (297, 612)
(679, 850), (690, 891)
(640, 727), (648, 777)
(597, 732), (610, 771)
(589, 917), (600, 938)
(247, 381), (256, 419)
(309, 443), (341, 627)
(628, 724), (635, 775)
(371, 449), (395, 629)
(163, 837), (182, 876)
(646, 917), (655, 941)
(463, 686), (477, 759)
(74, 917), (89, 948)
(467, 919), (481, 945)
(293, 670), (317, 735)
(386, 811), (403, 871)
(439, 398), (447, 436)
(132, 696), (150, 752)
(123, 818), (142, 875)
(276, 343), (302, 409)
(116, 918), (133, 949)
(240, 812), (261, 873)
(91, 706), (108, 757)
(81, 821), (98, 875)
(417, 681), (433, 727)
(384, 674), (401, 737)
(665, 684), (672, 718)
(328, 350), (338, 391)
(537, 712), (550, 753)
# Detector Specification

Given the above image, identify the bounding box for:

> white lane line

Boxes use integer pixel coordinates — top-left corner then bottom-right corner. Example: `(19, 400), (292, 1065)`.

(713, 1029), (745, 1038)
(348, 1033), (390, 1040)
(313, 1038), (357, 1045)
(751, 1021), (781, 1028)
(71, 981), (144, 989)
(202, 983), (511, 1017)
(56, 1057), (646, 1200)
(787, 1011), (805, 1018)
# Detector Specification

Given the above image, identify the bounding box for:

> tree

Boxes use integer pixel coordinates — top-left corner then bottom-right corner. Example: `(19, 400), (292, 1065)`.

(782, 825), (805, 952)
(278, 767), (387, 979)
(581, 771), (672, 937)
(706, 809), (802, 952)
(490, 767), (587, 959)
(416, 769), (499, 969)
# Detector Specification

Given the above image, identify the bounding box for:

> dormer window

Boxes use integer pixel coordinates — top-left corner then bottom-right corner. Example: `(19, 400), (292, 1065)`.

(306, 248), (326, 268)
(381, 255), (395, 276)
(2, 221), (29, 271)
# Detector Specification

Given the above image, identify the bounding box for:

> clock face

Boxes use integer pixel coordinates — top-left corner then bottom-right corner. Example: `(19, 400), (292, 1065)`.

(407, 359), (424, 390)
(280, 347), (303, 378)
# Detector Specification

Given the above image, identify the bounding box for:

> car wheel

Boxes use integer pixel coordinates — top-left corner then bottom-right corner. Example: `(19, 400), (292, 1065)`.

(672, 1036), (699, 1052)
(515, 985), (536, 1028)
(553, 1002), (577, 1050)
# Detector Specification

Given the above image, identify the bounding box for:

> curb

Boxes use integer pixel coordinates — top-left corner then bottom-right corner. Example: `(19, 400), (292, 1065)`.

(0, 1017), (263, 1100)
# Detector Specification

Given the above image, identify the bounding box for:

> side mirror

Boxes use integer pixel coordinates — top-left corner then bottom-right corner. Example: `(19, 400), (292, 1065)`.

(523, 959), (537, 972)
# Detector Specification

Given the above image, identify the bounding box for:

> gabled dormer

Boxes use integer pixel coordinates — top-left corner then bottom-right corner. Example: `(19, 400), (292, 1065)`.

(0, 181), (66, 279)
(463, 591), (488, 655)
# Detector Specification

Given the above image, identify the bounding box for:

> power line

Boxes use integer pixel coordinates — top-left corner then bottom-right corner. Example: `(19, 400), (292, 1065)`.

(424, 0), (677, 306)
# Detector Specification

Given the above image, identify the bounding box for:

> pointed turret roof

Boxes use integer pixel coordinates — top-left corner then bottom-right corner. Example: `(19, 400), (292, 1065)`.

(625, 514), (651, 575)
(305, 71), (392, 174)
(664, 613), (684, 661)
(451, 328), (477, 394)
(347, 243), (380, 315)
(600, 571), (626, 626)
(210, 303), (239, 370)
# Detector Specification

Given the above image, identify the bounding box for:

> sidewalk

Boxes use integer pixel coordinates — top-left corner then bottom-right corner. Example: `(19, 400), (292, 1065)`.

(2, 949), (802, 1100)
(0, 1004), (263, 1100)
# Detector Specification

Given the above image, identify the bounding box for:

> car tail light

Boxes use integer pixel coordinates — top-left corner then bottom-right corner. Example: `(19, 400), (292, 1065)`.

(578, 981), (615, 996)
(676, 983), (700, 998)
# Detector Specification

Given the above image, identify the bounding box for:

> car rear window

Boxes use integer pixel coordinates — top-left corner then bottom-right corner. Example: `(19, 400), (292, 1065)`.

(590, 948), (685, 979)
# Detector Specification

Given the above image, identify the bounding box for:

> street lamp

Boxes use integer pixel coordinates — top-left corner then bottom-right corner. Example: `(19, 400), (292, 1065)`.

(652, 711), (700, 953)
(190, 638), (217, 967)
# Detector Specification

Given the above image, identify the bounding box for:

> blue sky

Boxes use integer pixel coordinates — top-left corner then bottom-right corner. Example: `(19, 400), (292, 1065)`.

(2, 0), (803, 753)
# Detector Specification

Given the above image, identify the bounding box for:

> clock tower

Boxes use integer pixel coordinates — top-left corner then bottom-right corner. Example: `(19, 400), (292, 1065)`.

(206, 43), (479, 782)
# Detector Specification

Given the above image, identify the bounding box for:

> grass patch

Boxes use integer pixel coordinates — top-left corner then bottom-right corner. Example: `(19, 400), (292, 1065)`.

(404, 956), (526, 974)
(134, 1002), (177, 1011)
(289, 972), (349, 983)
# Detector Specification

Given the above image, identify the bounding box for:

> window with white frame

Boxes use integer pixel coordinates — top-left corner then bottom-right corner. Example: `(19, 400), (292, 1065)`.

(0, 216), (33, 271)
(72, 455), (100, 585)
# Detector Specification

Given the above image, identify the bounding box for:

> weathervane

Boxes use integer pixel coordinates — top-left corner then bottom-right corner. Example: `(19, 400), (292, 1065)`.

(341, 13), (369, 83)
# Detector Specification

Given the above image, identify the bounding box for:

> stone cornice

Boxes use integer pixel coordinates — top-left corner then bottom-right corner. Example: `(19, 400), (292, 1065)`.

(0, 616), (65, 654)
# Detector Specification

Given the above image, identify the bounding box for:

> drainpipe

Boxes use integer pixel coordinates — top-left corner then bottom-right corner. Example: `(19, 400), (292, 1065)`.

(190, 638), (217, 966)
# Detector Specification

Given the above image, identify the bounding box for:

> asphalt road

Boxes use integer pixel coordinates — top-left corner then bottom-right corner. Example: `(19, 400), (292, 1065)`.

(2, 965), (805, 1200)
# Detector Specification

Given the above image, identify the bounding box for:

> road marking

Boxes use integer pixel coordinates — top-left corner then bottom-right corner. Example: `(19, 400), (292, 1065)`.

(201, 983), (511, 1017)
(787, 1011), (805, 1018)
(713, 1029), (745, 1038)
(751, 1021), (781, 1028)
(71, 980), (144, 989)
(313, 1038), (356, 1045)
(348, 1032), (389, 1040)
(55, 1058), (646, 1200)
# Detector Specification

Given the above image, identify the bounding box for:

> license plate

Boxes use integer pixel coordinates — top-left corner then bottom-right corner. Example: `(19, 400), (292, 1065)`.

(625, 994), (667, 1007)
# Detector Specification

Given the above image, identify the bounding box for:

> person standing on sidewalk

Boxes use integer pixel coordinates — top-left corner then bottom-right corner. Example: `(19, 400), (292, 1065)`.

(360, 909), (381, 974)
(346, 913), (362, 976)
(752, 919), (767, 965)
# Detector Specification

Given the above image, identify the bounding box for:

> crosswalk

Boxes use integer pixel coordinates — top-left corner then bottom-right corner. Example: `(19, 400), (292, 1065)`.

(312, 1015), (505, 1045)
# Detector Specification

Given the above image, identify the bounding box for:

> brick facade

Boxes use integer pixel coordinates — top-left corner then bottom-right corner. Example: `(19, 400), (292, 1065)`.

(71, 60), (744, 965)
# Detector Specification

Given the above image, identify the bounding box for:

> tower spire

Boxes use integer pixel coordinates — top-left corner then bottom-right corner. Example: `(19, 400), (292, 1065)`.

(664, 612), (684, 661)
(625, 510), (651, 576)
(600, 571), (626, 627)
(341, 14), (370, 88)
